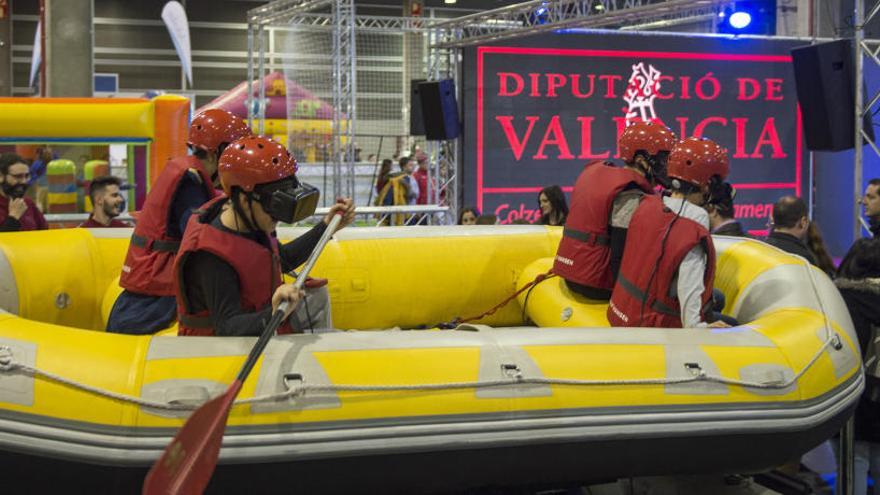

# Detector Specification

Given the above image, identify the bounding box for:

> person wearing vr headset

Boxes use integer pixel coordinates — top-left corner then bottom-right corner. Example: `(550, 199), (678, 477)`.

(607, 136), (732, 329)
(553, 120), (677, 300)
(107, 108), (252, 334)
(175, 136), (354, 336)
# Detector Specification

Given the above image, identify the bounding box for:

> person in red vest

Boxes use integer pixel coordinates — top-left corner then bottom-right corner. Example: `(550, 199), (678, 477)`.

(414, 151), (429, 205)
(553, 121), (677, 300)
(0, 153), (48, 232)
(175, 136), (355, 336)
(607, 136), (731, 329)
(106, 108), (251, 334)
(79, 176), (130, 228)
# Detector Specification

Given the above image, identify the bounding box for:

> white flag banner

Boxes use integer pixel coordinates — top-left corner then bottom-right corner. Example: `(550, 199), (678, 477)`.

(28, 20), (41, 88)
(161, 1), (193, 86)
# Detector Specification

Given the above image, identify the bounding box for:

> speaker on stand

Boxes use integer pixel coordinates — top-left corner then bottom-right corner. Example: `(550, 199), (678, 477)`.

(418, 79), (461, 141)
(791, 39), (875, 151)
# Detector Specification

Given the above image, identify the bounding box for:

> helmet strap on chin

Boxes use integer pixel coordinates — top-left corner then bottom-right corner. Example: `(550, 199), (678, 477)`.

(231, 188), (260, 233)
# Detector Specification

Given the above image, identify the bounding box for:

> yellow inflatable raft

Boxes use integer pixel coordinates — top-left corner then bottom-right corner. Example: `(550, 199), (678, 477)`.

(0, 226), (863, 493)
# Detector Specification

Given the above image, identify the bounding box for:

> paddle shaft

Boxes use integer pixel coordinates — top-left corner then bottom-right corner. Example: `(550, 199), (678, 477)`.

(143, 213), (343, 495)
(235, 212), (342, 382)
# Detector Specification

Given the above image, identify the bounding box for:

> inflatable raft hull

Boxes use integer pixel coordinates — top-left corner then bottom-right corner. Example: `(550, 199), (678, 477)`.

(0, 227), (863, 493)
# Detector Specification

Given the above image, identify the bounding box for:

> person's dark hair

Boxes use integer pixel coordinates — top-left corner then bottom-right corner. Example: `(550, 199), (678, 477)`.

(375, 158), (395, 193)
(771, 195), (808, 229)
(192, 147), (209, 161)
(869, 178), (880, 189)
(538, 185), (568, 225)
(190, 141), (232, 161)
(475, 214), (497, 225)
(88, 175), (122, 204)
(838, 238), (880, 279)
(458, 206), (480, 224)
(398, 156), (412, 170)
(380, 158), (393, 176)
(0, 153), (26, 175)
(806, 222), (836, 276)
(711, 199), (734, 219)
(707, 181), (736, 219)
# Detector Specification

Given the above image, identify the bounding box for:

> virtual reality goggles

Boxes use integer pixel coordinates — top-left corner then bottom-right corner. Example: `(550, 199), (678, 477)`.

(251, 177), (320, 224)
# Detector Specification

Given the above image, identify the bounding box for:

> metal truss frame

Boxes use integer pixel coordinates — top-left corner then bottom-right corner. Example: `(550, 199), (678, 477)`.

(855, 0), (880, 239)
(248, 0), (358, 201)
(331, 0), (357, 199)
(274, 13), (440, 32)
(431, 0), (732, 49)
(246, 0), (736, 225)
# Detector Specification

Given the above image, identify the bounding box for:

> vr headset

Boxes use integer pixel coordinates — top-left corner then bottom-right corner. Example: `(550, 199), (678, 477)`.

(707, 178), (736, 208)
(251, 177), (320, 224)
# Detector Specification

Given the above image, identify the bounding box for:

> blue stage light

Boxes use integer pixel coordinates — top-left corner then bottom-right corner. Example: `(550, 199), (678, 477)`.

(717, 1), (776, 35)
(729, 11), (752, 29)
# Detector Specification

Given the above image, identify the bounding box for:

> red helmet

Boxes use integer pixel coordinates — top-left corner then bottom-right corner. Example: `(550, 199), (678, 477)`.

(188, 109), (252, 152)
(667, 137), (730, 188)
(618, 121), (677, 163)
(218, 136), (298, 194)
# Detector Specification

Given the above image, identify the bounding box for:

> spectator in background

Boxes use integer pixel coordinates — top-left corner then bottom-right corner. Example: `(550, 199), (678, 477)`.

(374, 157), (417, 226)
(414, 152), (430, 205)
(863, 178), (880, 238)
(458, 207), (480, 226)
(707, 183), (746, 237)
(537, 185), (568, 226)
(398, 156), (419, 206)
(476, 214), (497, 225)
(0, 153), (48, 232)
(806, 222), (836, 276)
(765, 196), (817, 265)
(79, 176), (129, 228)
(374, 158), (393, 197)
(835, 238), (880, 495)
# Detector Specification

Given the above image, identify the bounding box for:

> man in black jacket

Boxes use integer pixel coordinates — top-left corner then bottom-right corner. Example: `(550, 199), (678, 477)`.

(765, 196), (817, 265)
(835, 238), (880, 495)
(863, 178), (880, 238)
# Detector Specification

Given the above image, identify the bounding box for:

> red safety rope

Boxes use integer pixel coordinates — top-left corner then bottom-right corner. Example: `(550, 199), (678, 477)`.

(438, 270), (554, 329)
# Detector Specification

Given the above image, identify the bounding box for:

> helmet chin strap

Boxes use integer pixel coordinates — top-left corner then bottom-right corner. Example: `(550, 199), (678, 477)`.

(231, 189), (260, 233)
(634, 155), (654, 183)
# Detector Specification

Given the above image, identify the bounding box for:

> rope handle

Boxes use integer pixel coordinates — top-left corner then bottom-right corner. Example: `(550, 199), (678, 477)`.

(0, 334), (841, 412)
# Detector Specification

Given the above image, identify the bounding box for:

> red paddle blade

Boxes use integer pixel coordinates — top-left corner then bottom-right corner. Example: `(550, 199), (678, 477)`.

(143, 381), (242, 495)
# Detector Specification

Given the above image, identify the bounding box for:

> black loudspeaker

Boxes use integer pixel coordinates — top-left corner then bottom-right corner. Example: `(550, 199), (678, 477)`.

(791, 39), (874, 151)
(409, 79), (426, 136)
(418, 79), (460, 141)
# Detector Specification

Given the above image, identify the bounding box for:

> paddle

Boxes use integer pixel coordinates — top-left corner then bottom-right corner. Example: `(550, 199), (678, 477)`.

(143, 212), (344, 495)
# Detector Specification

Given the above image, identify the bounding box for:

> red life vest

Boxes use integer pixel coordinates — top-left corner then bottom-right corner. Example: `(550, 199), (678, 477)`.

(175, 199), (292, 336)
(553, 161), (653, 290)
(607, 195), (716, 328)
(119, 156), (218, 296)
